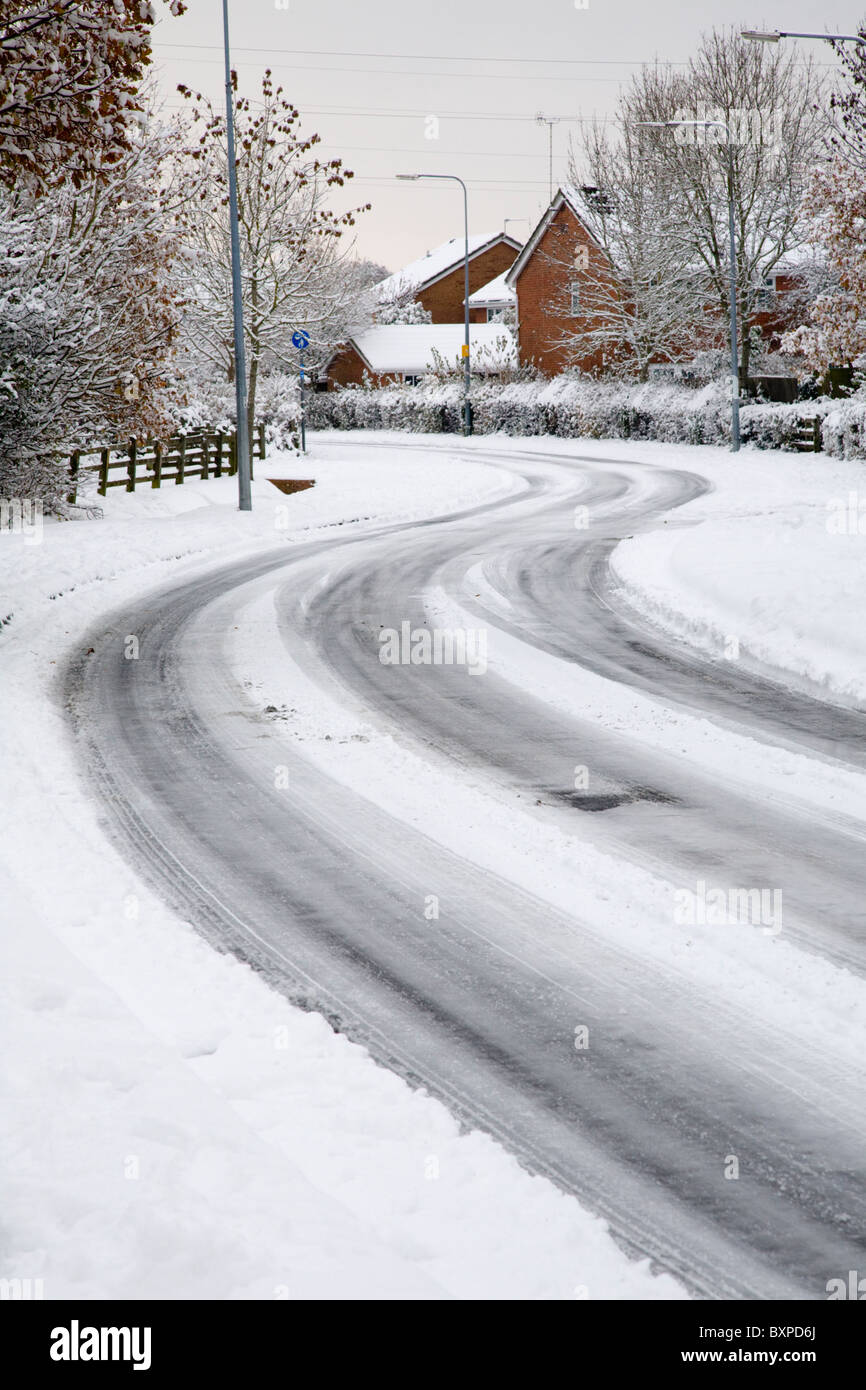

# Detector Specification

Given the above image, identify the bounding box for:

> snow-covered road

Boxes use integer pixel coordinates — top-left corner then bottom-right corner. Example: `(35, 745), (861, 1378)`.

(63, 436), (866, 1300)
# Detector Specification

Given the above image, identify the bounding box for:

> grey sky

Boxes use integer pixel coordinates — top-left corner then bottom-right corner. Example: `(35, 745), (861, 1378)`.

(150, 1), (863, 275)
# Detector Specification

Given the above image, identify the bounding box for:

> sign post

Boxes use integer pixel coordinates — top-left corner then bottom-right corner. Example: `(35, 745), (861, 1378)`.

(292, 330), (310, 454)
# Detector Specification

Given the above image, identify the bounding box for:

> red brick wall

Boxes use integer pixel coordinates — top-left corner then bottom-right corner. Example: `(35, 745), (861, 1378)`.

(417, 240), (518, 323)
(326, 343), (369, 389)
(325, 344), (404, 390)
(749, 272), (803, 350)
(514, 204), (614, 376)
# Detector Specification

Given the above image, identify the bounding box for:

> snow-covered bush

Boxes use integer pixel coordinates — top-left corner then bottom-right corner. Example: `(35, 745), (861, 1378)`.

(174, 371), (302, 453)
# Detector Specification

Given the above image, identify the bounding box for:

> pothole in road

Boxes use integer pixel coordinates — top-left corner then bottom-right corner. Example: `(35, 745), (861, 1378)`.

(547, 786), (679, 813)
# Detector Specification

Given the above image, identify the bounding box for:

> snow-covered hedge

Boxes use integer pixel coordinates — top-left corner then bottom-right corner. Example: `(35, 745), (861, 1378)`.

(307, 377), (735, 445)
(307, 376), (866, 457)
(822, 398), (866, 459)
(739, 398), (837, 452)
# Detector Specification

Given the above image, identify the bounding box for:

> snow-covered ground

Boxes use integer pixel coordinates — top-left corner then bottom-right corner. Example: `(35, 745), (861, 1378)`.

(0, 441), (683, 1300)
(5, 430), (866, 1301)
(609, 440), (866, 706)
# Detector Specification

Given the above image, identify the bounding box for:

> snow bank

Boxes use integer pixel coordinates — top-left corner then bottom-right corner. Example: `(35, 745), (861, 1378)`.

(610, 440), (866, 704)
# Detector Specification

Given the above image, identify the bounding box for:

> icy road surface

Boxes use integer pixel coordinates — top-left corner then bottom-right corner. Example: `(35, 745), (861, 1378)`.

(65, 438), (866, 1300)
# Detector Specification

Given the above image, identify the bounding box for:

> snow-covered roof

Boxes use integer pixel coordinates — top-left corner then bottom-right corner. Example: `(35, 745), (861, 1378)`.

(376, 233), (521, 302)
(348, 324), (517, 374)
(769, 245), (825, 275)
(467, 271), (516, 307)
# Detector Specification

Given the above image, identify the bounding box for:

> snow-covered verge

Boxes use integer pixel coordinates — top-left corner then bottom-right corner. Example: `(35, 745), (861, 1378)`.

(609, 439), (866, 705)
(0, 441), (683, 1300)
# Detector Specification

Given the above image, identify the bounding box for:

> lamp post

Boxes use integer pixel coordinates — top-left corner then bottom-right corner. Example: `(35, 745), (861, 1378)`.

(222, 0), (252, 510)
(741, 29), (866, 45)
(636, 118), (741, 452)
(396, 173), (472, 434)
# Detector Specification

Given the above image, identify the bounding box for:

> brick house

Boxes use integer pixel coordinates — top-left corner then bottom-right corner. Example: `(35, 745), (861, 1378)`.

(507, 186), (809, 379)
(505, 189), (613, 376)
(376, 232), (522, 324)
(323, 323), (516, 389)
(467, 271), (516, 325)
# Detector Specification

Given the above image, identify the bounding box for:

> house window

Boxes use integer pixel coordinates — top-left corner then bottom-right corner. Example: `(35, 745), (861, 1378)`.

(569, 281), (581, 316)
(403, 373), (421, 385)
(755, 274), (777, 309)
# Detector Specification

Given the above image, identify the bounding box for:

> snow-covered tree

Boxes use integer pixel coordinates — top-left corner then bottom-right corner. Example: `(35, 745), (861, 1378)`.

(619, 27), (826, 385)
(353, 259), (390, 287)
(0, 0), (185, 192)
(178, 70), (371, 443)
(376, 293), (432, 325)
(781, 33), (866, 373)
(0, 122), (186, 506)
(556, 131), (714, 380)
(781, 161), (866, 372)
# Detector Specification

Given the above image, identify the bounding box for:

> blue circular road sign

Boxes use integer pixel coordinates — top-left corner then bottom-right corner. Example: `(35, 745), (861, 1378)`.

(292, 330), (310, 350)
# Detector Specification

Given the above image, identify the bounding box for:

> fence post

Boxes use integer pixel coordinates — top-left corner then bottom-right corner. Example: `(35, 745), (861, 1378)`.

(68, 450), (80, 506)
(127, 438), (137, 492)
(258, 421), (266, 461)
(214, 432), (223, 478)
(229, 432), (237, 476)
(176, 434), (186, 485)
(99, 448), (109, 496)
(201, 434), (209, 481)
(153, 441), (162, 488)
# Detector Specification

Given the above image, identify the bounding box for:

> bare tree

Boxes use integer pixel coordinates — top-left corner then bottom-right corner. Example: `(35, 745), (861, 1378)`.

(557, 130), (714, 379)
(620, 28), (826, 385)
(178, 71), (370, 443)
(781, 30), (866, 373)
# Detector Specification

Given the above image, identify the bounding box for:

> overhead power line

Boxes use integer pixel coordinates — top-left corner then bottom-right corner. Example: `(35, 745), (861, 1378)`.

(153, 54), (636, 83)
(155, 42), (686, 67)
(161, 101), (595, 123)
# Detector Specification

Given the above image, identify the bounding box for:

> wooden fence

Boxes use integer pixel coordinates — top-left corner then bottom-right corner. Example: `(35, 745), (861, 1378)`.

(792, 416), (822, 453)
(67, 424), (266, 503)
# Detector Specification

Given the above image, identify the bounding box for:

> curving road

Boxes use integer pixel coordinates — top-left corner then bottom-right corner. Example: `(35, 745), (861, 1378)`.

(65, 437), (866, 1300)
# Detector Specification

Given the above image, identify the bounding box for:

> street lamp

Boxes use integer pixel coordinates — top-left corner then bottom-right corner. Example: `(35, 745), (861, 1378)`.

(742, 29), (866, 44)
(222, 0), (251, 510)
(636, 119), (742, 452)
(396, 173), (472, 434)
